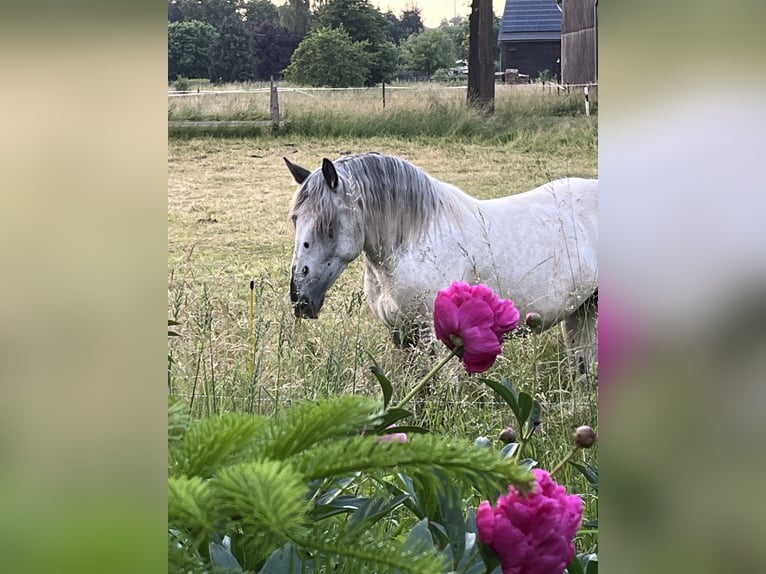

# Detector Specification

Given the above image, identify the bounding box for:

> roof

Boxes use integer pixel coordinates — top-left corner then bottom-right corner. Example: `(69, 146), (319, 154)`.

(498, 0), (562, 42)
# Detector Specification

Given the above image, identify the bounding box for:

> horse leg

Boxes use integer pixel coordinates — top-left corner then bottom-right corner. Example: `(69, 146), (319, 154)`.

(561, 290), (598, 380)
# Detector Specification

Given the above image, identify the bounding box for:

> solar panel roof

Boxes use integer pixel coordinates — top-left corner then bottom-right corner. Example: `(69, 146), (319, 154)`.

(499, 0), (561, 41)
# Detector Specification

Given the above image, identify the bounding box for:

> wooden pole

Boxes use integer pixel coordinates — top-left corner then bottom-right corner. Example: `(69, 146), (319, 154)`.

(584, 85), (590, 116)
(248, 280), (255, 380)
(270, 77), (280, 129)
(382, 81), (386, 108)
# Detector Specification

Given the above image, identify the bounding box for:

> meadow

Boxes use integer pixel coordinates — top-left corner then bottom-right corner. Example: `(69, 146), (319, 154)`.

(168, 82), (599, 570)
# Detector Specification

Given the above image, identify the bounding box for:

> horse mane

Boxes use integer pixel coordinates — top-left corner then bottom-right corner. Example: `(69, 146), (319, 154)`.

(289, 153), (469, 256)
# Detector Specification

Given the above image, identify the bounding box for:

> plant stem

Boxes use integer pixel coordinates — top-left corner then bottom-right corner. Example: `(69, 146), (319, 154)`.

(395, 348), (460, 410)
(514, 423), (539, 463)
(550, 445), (581, 478)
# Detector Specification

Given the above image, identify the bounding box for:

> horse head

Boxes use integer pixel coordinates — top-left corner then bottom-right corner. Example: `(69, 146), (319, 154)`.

(285, 157), (365, 319)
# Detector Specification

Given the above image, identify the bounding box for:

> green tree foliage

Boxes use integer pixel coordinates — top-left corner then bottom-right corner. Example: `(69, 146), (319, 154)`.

(168, 0), (184, 22)
(279, 0), (311, 36)
(384, 7), (424, 44)
(167, 395), (533, 573)
(438, 14), (502, 69)
(401, 28), (457, 77)
(315, 0), (394, 84)
(170, 0), (240, 28)
(244, 0), (279, 26)
(439, 16), (469, 62)
(284, 26), (370, 87)
(168, 20), (218, 81)
(250, 20), (302, 80)
(208, 12), (258, 82)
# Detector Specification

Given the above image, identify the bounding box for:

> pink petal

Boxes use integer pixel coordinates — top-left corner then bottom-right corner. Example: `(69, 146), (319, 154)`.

(433, 295), (459, 347)
(461, 326), (502, 373)
(456, 298), (495, 330)
(476, 501), (496, 545)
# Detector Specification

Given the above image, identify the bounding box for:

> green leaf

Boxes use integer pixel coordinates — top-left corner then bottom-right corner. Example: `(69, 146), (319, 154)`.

(311, 494), (368, 521)
(517, 392), (533, 427)
(499, 442), (519, 459)
(259, 543), (305, 574)
(209, 541), (243, 573)
(565, 553), (585, 574)
(436, 483), (466, 566)
(478, 378), (521, 424)
(529, 399), (542, 428)
(369, 364), (393, 408)
(375, 407), (413, 430)
(569, 461), (599, 492)
(347, 493), (411, 531)
(402, 517), (436, 554)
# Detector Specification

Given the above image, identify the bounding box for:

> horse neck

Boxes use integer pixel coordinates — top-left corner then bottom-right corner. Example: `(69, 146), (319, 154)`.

(357, 175), (469, 266)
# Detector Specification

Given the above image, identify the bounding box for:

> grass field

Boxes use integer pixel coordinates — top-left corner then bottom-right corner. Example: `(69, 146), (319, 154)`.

(167, 84), (599, 540)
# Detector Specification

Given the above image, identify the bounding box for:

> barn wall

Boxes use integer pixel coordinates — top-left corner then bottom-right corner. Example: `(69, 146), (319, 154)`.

(500, 41), (561, 80)
(561, 0), (597, 84)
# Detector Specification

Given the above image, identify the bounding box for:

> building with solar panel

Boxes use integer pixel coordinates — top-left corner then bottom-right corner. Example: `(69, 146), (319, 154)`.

(498, 0), (562, 82)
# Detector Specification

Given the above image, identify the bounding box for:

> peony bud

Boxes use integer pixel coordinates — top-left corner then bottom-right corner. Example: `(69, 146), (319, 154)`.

(475, 436), (492, 448)
(499, 427), (516, 444)
(525, 312), (543, 332)
(573, 425), (596, 448)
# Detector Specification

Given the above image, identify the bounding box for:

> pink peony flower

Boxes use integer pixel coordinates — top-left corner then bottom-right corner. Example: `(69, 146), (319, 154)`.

(477, 469), (583, 574)
(433, 282), (520, 373)
(376, 424), (408, 444)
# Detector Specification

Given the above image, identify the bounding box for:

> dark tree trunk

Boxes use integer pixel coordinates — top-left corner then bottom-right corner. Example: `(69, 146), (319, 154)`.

(467, 0), (495, 113)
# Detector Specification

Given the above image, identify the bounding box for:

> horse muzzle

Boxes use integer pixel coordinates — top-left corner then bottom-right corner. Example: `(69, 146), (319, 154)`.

(290, 276), (321, 319)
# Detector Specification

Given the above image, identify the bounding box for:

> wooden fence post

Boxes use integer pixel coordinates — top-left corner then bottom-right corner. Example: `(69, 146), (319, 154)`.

(270, 77), (280, 129)
(584, 85), (590, 116)
(382, 81), (386, 108)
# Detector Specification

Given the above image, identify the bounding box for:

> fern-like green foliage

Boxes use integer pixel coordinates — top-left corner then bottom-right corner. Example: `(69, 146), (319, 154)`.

(168, 395), (533, 573)
(170, 412), (269, 478)
(294, 524), (448, 574)
(210, 460), (310, 569)
(254, 394), (384, 460)
(293, 434), (533, 497)
(168, 476), (214, 544)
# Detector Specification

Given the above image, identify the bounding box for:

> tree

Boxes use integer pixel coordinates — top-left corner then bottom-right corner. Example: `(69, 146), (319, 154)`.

(244, 0), (279, 26)
(467, 0), (494, 112)
(397, 8), (424, 42)
(171, 0), (240, 28)
(168, 20), (218, 80)
(384, 7), (424, 44)
(401, 29), (455, 77)
(314, 0), (395, 85)
(439, 16), (469, 62)
(285, 26), (370, 87)
(168, 0), (184, 22)
(279, 0), (311, 36)
(250, 20), (302, 80)
(209, 12), (258, 82)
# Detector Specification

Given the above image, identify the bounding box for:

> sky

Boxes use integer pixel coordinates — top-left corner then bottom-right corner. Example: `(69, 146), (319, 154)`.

(371, 1), (508, 28)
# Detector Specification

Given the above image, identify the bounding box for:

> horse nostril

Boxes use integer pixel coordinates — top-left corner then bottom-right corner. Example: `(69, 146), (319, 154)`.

(302, 266), (309, 275)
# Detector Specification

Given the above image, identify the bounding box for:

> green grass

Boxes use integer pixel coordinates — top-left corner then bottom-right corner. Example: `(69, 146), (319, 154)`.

(168, 87), (598, 545)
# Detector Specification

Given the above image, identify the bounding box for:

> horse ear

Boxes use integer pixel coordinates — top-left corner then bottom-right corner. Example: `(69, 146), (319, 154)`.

(322, 158), (338, 190)
(284, 157), (311, 184)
